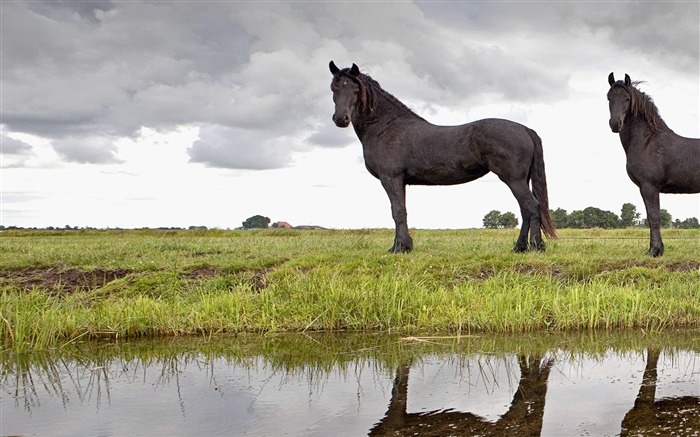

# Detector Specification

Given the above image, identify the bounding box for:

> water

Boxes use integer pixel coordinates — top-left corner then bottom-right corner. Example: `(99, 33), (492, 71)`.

(1, 331), (698, 436)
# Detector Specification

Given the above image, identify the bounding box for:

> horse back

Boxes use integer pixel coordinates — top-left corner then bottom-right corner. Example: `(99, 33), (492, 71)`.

(362, 117), (537, 186)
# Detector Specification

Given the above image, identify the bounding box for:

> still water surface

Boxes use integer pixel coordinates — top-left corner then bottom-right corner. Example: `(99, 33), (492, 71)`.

(1, 331), (699, 436)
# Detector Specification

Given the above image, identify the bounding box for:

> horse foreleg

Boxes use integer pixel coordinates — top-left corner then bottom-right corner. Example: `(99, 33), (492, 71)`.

(640, 185), (664, 257)
(381, 177), (413, 253)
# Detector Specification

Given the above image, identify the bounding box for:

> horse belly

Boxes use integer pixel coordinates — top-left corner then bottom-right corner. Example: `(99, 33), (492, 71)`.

(661, 172), (700, 193)
(405, 164), (489, 185)
(374, 126), (479, 184)
(661, 183), (700, 194)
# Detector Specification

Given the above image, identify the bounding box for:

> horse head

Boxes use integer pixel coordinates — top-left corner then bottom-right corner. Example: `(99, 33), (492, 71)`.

(607, 72), (632, 133)
(329, 61), (361, 128)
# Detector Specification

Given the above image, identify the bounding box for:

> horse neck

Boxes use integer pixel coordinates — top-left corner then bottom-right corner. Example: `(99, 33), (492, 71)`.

(619, 116), (651, 152)
(353, 78), (425, 138)
(619, 108), (668, 153)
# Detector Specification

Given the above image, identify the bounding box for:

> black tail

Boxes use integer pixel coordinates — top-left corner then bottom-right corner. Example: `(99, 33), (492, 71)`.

(528, 130), (557, 239)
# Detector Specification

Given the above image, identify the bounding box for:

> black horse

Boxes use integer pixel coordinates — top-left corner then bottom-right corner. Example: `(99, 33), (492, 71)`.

(607, 73), (700, 257)
(329, 61), (557, 253)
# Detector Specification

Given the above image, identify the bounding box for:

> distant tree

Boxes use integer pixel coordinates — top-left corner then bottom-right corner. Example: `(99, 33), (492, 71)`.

(674, 217), (700, 229)
(660, 209), (672, 228)
(593, 207), (620, 228)
(620, 203), (641, 228)
(498, 212), (519, 229)
(567, 210), (584, 228)
(550, 208), (569, 229)
(242, 215), (270, 229)
(483, 210), (502, 229)
(483, 210), (518, 229)
(585, 207), (620, 229)
(566, 207), (620, 229)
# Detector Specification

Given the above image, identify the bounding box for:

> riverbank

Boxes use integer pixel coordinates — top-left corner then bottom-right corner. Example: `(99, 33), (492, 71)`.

(2, 228), (699, 351)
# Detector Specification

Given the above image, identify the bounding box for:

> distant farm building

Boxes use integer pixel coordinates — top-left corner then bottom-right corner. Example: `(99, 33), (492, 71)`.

(272, 221), (293, 229)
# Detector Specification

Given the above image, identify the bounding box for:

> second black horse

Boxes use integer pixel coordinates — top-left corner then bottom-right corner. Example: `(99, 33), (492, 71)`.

(607, 73), (700, 257)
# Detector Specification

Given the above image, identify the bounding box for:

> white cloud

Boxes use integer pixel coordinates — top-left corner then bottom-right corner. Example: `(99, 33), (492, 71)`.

(189, 124), (296, 170)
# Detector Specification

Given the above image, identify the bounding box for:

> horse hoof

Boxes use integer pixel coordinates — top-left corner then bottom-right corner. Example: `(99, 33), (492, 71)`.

(512, 245), (528, 253)
(388, 243), (412, 253)
(648, 247), (664, 257)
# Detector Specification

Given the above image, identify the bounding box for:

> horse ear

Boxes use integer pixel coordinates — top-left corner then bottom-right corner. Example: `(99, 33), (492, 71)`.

(329, 61), (340, 75)
(350, 63), (360, 77)
(608, 72), (615, 86)
(624, 74), (631, 86)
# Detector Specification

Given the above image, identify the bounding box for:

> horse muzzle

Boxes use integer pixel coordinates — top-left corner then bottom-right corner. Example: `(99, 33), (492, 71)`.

(332, 113), (350, 128)
(609, 118), (623, 133)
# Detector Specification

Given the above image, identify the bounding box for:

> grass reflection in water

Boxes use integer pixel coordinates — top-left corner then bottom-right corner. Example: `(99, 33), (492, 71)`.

(1, 331), (699, 436)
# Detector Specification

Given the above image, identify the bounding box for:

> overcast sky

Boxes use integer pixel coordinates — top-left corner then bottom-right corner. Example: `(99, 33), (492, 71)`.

(2, 1), (699, 230)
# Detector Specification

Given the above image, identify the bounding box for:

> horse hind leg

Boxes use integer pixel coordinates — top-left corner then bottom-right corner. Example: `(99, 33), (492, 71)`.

(514, 210), (530, 253)
(507, 180), (545, 252)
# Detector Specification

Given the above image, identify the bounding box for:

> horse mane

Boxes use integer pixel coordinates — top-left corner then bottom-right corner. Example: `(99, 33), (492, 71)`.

(622, 81), (668, 133)
(334, 68), (422, 121)
(357, 72), (420, 119)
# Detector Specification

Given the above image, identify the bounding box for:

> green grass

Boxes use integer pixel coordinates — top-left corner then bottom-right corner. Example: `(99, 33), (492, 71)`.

(1, 228), (699, 351)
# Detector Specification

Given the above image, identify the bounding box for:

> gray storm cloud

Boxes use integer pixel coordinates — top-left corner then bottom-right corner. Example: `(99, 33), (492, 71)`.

(2, 1), (698, 168)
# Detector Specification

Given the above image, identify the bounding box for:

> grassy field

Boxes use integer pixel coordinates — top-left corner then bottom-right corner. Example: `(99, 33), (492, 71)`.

(1, 228), (699, 351)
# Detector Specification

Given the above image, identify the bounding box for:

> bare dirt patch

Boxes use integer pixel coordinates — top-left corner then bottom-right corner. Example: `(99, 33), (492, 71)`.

(452, 260), (699, 286)
(180, 266), (221, 280)
(666, 261), (700, 272)
(0, 266), (133, 296)
(0, 264), (272, 296)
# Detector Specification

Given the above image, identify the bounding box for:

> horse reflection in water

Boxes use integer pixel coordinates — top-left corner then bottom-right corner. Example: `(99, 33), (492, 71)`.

(620, 349), (700, 436)
(369, 355), (554, 436)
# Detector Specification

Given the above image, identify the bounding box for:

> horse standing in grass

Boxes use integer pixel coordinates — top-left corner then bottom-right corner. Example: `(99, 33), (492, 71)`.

(607, 73), (700, 257)
(329, 61), (557, 253)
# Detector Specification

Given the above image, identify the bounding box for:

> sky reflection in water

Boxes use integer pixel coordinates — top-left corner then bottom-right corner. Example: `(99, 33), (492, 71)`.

(1, 333), (698, 436)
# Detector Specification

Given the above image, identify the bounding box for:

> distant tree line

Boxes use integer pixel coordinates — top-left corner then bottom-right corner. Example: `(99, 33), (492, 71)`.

(3, 206), (697, 232)
(482, 203), (699, 230)
(549, 203), (699, 229)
